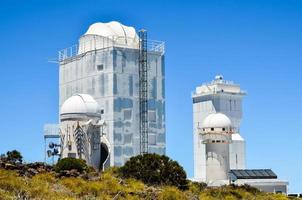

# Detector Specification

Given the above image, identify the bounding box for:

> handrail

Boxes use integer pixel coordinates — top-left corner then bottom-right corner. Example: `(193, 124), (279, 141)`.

(58, 36), (164, 62)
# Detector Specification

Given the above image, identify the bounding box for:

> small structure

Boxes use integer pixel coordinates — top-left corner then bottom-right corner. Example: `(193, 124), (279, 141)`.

(229, 169), (288, 194)
(43, 124), (60, 164)
(59, 94), (109, 170)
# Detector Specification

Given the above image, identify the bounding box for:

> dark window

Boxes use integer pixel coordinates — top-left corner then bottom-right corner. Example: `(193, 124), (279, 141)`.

(222, 128), (225, 131)
(68, 145), (72, 151)
(97, 64), (104, 71)
(101, 109), (104, 114)
(211, 128), (214, 131)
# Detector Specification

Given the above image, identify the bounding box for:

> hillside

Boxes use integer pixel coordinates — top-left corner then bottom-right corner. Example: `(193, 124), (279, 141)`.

(0, 167), (297, 200)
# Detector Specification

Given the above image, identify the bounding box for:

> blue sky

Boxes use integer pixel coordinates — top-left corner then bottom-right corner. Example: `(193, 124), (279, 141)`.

(0, 0), (301, 193)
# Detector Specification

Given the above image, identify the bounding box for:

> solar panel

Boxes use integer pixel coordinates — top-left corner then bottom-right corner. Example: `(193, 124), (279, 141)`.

(266, 169), (277, 177)
(230, 169), (277, 179)
(233, 170), (242, 177)
(258, 170), (268, 177)
(246, 170), (256, 176)
(240, 170), (250, 177)
(252, 170), (263, 177)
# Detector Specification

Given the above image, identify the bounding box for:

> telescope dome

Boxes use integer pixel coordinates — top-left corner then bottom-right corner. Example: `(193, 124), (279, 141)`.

(78, 21), (139, 53)
(85, 21), (138, 40)
(202, 113), (232, 129)
(60, 94), (102, 120)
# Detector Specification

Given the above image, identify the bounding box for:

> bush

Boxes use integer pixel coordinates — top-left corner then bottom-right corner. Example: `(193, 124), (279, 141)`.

(159, 186), (188, 200)
(188, 181), (207, 194)
(119, 153), (188, 190)
(54, 158), (88, 173)
(1, 150), (23, 164)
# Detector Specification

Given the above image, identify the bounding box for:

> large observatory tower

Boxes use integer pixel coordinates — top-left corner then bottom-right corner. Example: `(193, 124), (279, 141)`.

(58, 21), (166, 167)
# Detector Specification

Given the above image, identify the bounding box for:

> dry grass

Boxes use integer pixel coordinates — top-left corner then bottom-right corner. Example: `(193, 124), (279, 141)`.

(0, 169), (295, 200)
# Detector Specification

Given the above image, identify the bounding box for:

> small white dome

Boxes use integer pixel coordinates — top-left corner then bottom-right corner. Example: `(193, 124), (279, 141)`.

(60, 94), (101, 120)
(202, 113), (232, 128)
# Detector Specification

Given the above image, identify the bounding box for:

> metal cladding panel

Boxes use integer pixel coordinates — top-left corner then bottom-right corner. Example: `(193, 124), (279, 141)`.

(229, 139), (245, 170)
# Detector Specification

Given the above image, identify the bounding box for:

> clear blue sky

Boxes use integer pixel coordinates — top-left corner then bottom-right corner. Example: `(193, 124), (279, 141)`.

(0, 0), (301, 193)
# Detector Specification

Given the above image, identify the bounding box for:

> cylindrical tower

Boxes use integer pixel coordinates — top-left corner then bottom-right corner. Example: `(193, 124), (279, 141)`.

(200, 113), (233, 182)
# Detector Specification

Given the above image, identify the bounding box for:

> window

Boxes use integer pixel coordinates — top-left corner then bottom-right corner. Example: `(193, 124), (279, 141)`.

(68, 153), (76, 158)
(211, 128), (214, 131)
(148, 134), (157, 145)
(148, 111), (156, 122)
(222, 128), (225, 131)
(124, 110), (132, 120)
(97, 64), (104, 71)
(101, 109), (104, 114)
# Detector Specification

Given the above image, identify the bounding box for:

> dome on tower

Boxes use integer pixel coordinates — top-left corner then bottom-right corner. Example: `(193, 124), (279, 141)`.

(78, 21), (139, 53)
(202, 113), (232, 129)
(60, 94), (102, 121)
(84, 21), (138, 41)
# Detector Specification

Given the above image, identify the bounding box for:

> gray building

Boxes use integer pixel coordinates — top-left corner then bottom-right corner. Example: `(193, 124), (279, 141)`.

(58, 21), (166, 167)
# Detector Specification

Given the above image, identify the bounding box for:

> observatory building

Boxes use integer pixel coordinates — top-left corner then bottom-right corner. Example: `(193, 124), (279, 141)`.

(60, 94), (109, 170)
(192, 76), (288, 193)
(56, 21), (165, 168)
(193, 75), (246, 183)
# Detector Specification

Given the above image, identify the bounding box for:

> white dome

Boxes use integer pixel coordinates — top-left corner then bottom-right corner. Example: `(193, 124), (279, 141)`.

(202, 113), (232, 128)
(60, 94), (101, 119)
(78, 21), (139, 54)
(85, 21), (138, 40)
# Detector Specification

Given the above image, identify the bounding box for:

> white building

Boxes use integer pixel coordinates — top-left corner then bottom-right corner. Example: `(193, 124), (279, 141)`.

(59, 94), (109, 170)
(58, 21), (166, 167)
(192, 75), (288, 194)
(193, 75), (246, 182)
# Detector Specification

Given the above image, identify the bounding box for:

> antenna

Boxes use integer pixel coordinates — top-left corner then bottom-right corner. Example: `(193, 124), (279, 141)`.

(139, 29), (148, 154)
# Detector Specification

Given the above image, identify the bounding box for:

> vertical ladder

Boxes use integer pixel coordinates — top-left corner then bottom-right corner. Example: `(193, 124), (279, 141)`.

(139, 29), (148, 154)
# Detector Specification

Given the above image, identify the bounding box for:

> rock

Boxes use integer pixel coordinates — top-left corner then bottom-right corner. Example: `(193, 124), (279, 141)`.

(28, 168), (38, 176)
(4, 163), (18, 170)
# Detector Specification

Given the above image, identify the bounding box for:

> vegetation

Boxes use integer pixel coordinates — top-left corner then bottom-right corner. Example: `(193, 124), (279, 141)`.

(0, 150), (23, 163)
(0, 168), (297, 200)
(119, 153), (188, 190)
(0, 151), (297, 199)
(54, 157), (88, 173)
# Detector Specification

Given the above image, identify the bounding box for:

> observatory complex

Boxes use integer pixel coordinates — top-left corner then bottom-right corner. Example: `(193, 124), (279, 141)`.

(42, 20), (289, 194)
(192, 75), (288, 193)
(44, 21), (165, 170)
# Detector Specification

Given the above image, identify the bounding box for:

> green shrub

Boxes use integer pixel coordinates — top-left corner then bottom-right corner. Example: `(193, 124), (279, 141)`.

(0, 169), (27, 198)
(188, 181), (207, 194)
(54, 158), (88, 173)
(1, 150), (23, 163)
(119, 153), (188, 190)
(159, 186), (188, 200)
